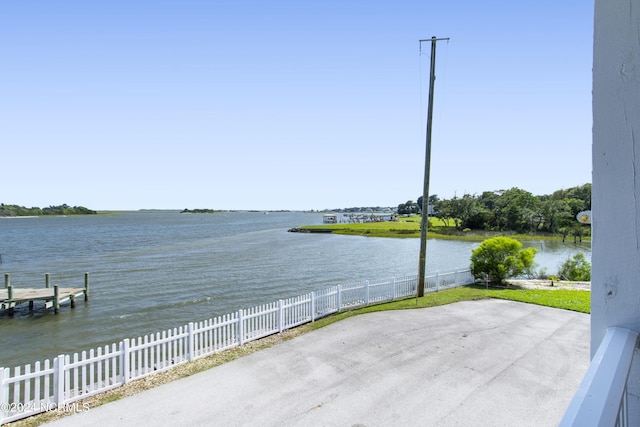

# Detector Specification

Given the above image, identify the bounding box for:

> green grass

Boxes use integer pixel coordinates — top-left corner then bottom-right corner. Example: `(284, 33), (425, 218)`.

(299, 284), (590, 332)
(480, 286), (590, 312)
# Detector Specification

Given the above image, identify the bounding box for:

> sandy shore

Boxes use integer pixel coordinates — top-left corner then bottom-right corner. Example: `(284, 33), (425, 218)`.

(505, 279), (591, 291)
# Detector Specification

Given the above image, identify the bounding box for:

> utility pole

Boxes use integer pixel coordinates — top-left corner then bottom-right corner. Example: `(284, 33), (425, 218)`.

(417, 36), (449, 297)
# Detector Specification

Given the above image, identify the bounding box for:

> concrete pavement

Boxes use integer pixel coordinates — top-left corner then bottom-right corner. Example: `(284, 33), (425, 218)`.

(45, 299), (590, 426)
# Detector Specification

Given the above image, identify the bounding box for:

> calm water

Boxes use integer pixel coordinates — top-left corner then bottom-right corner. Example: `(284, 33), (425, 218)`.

(0, 211), (591, 368)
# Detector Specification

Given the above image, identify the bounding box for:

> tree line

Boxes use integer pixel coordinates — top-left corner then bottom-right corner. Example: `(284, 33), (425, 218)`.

(0, 203), (97, 216)
(399, 183), (591, 234)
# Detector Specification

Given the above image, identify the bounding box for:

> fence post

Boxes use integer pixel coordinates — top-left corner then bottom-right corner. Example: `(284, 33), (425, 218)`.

(187, 322), (194, 362)
(278, 300), (284, 333)
(310, 292), (316, 322)
(121, 339), (130, 384)
(238, 310), (244, 346)
(54, 355), (65, 408)
(0, 367), (6, 423)
(337, 285), (342, 312)
(435, 271), (440, 292)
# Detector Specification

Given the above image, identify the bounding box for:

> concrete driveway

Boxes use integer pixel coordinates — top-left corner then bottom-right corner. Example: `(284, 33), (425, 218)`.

(45, 299), (590, 426)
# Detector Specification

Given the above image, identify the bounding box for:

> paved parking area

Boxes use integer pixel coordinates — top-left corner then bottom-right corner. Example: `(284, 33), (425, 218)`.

(45, 299), (590, 426)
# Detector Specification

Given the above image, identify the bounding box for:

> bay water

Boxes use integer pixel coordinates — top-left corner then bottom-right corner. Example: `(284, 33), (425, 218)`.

(0, 211), (590, 369)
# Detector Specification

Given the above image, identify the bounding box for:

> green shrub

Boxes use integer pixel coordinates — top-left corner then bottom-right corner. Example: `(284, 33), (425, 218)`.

(470, 236), (538, 285)
(558, 253), (591, 281)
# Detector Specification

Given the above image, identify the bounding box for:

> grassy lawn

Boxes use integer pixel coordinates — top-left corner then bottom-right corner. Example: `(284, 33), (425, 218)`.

(300, 284), (590, 333)
(478, 286), (590, 313)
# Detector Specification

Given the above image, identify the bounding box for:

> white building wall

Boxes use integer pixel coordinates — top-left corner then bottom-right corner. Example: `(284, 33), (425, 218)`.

(592, 0), (640, 418)
(592, 0), (640, 348)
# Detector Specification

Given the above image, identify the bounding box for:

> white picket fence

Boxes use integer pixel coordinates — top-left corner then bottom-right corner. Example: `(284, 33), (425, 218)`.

(0, 269), (474, 424)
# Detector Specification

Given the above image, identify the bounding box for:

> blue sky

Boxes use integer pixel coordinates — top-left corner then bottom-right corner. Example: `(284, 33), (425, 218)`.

(1, 1), (593, 211)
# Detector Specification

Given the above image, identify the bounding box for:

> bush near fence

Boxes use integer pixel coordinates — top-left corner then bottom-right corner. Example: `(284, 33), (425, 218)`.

(0, 269), (474, 424)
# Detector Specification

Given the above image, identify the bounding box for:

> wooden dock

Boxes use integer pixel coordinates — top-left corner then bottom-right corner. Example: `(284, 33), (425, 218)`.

(2, 273), (89, 315)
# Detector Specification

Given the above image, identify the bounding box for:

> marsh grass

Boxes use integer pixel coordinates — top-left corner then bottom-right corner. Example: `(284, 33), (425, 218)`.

(299, 216), (586, 241)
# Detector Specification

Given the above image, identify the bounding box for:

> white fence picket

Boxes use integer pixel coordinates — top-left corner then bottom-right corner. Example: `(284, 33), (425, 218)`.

(0, 269), (474, 424)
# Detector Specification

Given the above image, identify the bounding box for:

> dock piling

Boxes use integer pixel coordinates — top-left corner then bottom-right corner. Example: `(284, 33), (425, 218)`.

(84, 273), (89, 301)
(45, 273), (50, 288)
(54, 285), (60, 314)
(7, 284), (14, 316)
(4, 273), (8, 289)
